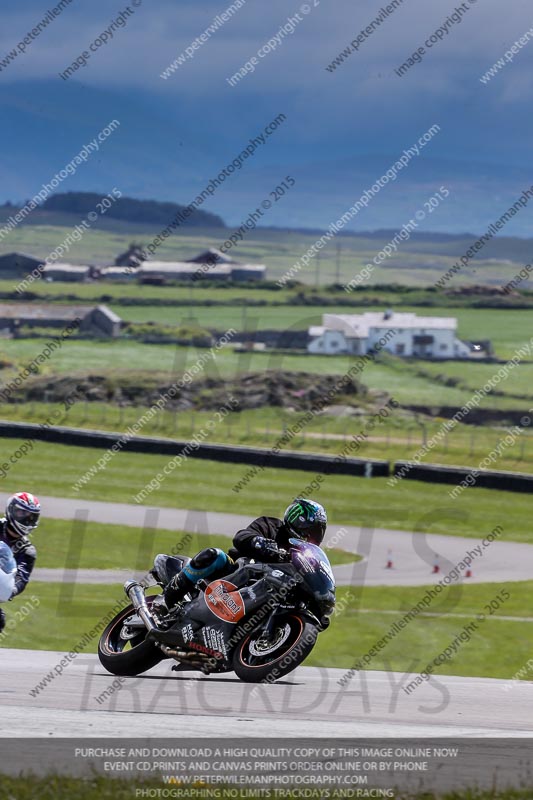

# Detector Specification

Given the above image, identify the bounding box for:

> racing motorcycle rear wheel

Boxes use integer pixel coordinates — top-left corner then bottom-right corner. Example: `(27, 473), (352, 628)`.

(98, 599), (165, 676)
(232, 613), (318, 683)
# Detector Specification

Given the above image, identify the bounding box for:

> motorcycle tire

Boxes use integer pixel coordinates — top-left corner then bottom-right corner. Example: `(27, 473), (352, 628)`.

(98, 601), (165, 676)
(232, 613), (318, 683)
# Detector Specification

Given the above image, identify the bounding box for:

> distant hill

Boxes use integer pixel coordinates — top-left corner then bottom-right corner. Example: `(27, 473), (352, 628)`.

(41, 192), (225, 229)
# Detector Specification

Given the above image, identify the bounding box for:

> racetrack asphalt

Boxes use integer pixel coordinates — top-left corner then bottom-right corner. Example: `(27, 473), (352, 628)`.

(4, 648), (532, 738)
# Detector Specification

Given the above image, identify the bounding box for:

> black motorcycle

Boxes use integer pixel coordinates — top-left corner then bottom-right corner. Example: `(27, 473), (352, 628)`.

(98, 538), (335, 683)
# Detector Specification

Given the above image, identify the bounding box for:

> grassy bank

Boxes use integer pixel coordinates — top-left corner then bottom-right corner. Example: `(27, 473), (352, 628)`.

(1, 337), (532, 410)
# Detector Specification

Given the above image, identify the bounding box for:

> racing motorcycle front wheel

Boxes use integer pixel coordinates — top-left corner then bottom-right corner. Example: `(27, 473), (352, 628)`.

(232, 613), (318, 683)
(98, 599), (165, 676)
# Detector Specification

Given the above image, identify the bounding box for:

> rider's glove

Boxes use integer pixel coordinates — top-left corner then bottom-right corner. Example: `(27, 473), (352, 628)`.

(251, 536), (286, 562)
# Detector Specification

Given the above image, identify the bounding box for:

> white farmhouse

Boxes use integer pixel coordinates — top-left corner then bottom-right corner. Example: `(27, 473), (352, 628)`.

(308, 310), (473, 359)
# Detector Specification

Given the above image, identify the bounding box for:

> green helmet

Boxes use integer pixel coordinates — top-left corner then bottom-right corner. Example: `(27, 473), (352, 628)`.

(283, 498), (327, 546)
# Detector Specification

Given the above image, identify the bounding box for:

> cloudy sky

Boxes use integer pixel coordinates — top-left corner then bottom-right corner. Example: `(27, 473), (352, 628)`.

(1, 0), (532, 232)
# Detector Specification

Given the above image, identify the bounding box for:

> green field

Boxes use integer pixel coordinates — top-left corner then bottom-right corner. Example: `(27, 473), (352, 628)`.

(4, 275), (533, 309)
(0, 277), (295, 303)
(116, 303), (326, 330)
(2, 218), (531, 287)
(417, 359), (532, 398)
(0, 583), (123, 651)
(1, 438), (529, 540)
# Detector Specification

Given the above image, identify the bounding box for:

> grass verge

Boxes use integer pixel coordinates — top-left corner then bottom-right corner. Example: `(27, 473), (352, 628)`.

(4, 582), (533, 683)
(2, 439), (529, 541)
(313, 584), (532, 679)
(31, 519), (357, 570)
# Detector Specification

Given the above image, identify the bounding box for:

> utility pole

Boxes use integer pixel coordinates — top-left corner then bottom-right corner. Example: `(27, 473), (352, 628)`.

(335, 242), (341, 284)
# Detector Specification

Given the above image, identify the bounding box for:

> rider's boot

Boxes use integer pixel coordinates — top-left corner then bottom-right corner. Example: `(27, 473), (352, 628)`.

(150, 570), (195, 618)
(164, 570), (195, 608)
(150, 595), (170, 616)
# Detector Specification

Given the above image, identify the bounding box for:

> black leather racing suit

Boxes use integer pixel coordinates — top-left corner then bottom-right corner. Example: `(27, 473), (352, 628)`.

(229, 516), (293, 560)
(163, 517), (292, 605)
(0, 519), (37, 632)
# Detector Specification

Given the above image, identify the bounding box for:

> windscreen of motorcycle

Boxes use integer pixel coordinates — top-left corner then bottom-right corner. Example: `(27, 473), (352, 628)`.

(288, 538), (335, 599)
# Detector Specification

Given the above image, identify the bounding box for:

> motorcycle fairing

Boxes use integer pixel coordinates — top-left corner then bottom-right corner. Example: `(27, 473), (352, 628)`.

(153, 544), (333, 668)
(161, 564), (290, 666)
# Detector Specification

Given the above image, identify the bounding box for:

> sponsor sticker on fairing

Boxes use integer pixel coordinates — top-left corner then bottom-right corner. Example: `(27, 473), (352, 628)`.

(204, 580), (246, 623)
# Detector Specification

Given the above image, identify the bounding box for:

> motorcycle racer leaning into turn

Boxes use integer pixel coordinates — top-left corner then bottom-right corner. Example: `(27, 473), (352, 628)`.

(153, 498), (332, 617)
(0, 492), (40, 633)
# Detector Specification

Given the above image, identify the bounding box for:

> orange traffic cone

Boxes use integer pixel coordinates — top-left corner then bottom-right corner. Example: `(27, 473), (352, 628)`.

(385, 549), (393, 569)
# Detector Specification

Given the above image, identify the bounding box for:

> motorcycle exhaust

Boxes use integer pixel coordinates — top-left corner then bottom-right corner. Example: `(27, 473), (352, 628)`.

(167, 649), (219, 675)
(162, 646), (207, 660)
(124, 580), (157, 633)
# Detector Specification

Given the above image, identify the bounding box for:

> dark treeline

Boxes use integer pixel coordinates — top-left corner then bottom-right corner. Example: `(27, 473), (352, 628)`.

(41, 192), (225, 228)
